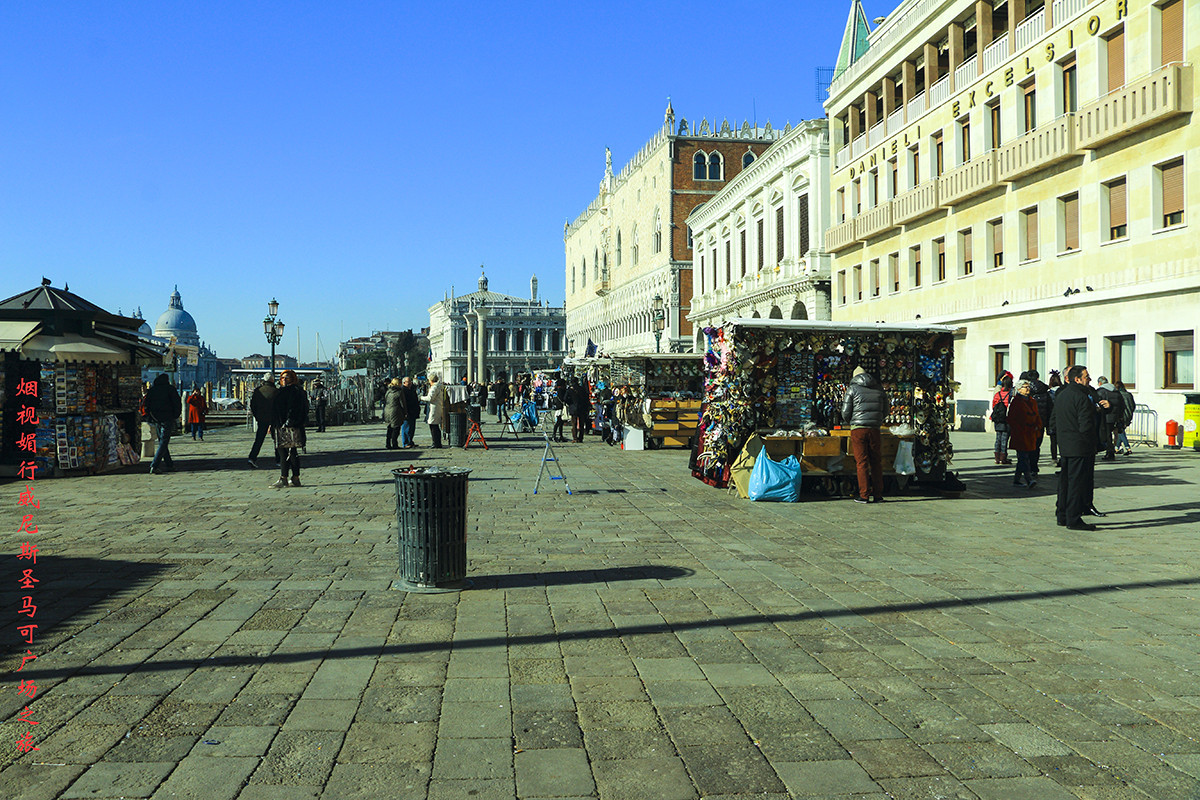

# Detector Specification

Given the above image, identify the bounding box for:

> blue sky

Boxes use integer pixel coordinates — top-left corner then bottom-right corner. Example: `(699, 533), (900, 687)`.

(1, 1), (858, 361)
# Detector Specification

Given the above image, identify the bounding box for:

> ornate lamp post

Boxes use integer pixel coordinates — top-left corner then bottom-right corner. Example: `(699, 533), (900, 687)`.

(263, 298), (285, 380)
(652, 294), (665, 353)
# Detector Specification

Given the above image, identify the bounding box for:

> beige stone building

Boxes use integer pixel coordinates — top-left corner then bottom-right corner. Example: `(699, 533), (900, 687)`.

(564, 103), (783, 355)
(686, 119), (833, 350)
(825, 0), (1196, 427)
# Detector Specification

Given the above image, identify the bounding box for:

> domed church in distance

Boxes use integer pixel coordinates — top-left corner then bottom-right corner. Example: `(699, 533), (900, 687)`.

(145, 286), (226, 389)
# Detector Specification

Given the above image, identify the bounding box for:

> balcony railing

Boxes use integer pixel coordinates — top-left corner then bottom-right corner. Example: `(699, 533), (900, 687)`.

(929, 74), (952, 107)
(836, 144), (850, 169)
(856, 201), (895, 240)
(825, 219), (858, 252)
(887, 107), (905, 136)
(851, 134), (867, 158)
(954, 55), (978, 89)
(868, 121), (886, 148)
(892, 181), (941, 225)
(1076, 63), (1192, 150)
(939, 151), (998, 205)
(1052, 0), (1086, 27)
(997, 114), (1078, 182)
(907, 92), (926, 120)
(982, 36), (1009, 72)
(1014, 8), (1045, 52)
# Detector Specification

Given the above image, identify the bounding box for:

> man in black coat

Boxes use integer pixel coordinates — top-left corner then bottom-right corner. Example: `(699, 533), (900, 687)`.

(1051, 365), (1110, 531)
(841, 366), (891, 504)
(145, 373), (182, 475)
(248, 375), (278, 467)
(1095, 377), (1119, 460)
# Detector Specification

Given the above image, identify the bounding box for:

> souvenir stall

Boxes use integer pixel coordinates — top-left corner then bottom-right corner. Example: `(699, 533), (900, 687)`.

(691, 320), (959, 496)
(608, 353), (705, 450)
(0, 282), (168, 478)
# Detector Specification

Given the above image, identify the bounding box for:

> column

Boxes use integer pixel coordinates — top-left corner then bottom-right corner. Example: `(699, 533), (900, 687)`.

(1009, 0), (1025, 54)
(465, 321), (475, 383)
(848, 104), (861, 142)
(924, 42), (939, 105)
(902, 61), (916, 110)
(865, 89), (879, 130)
(882, 77), (896, 121)
(976, 1), (992, 77)
(474, 308), (489, 385)
(949, 22), (963, 91)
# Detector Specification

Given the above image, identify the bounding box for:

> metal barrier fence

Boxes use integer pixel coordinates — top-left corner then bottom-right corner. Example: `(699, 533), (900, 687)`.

(1127, 404), (1159, 447)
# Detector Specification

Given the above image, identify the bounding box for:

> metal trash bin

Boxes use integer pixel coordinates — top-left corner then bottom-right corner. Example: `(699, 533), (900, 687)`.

(486, 398), (497, 416)
(447, 411), (468, 447)
(392, 467), (471, 592)
(468, 403), (481, 425)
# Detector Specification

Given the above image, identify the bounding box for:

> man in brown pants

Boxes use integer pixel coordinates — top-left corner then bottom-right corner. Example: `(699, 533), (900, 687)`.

(841, 366), (891, 504)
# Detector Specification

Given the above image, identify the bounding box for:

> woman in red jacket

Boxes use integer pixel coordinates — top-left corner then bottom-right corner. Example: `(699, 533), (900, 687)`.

(186, 388), (208, 440)
(1008, 379), (1043, 488)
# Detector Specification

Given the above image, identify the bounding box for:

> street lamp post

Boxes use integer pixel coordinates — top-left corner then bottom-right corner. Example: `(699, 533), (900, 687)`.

(263, 298), (285, 380)
(652, 294), (665, 353)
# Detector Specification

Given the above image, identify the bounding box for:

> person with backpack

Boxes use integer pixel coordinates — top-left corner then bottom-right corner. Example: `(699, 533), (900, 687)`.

(991, 373), (1015, 464)
(1112, 381), (1136, 455)
(144, 373), (181, 475)
(1095, 377), (1120, 460)
(247, 375), (278, 468)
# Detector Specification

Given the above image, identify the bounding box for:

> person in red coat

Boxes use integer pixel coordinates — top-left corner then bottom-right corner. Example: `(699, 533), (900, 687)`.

(186, 388), (208, 440)
(1008, 379), (1043, 488)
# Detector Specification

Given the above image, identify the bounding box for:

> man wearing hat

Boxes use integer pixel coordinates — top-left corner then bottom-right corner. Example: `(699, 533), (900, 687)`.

(312, 378), (329, 432)
(841, 365), (891, 504)
(248, 374), (278, 468)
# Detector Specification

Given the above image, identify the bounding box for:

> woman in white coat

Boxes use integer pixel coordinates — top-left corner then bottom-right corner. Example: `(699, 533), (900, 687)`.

(424, 374), (449, 448)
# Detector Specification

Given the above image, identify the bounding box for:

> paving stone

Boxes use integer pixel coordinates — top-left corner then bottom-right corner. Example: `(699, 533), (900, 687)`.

(592, 756), (696, 800)
(61, 760), (174, 799)
(431, 737), (512, 780)
(320, 762), (430, 800)
(514, 710), (584, 749)
(193, 725), (278, 758)
(678, 742), (786, 795)
(773, 759), (882, 796)
(515, 748), (595, 797)
(282, 699), (359, 731)
(426, 778), (515, 800)
(437, 701), (511, 739)
(965, 776), (1080, 800)
(250, 730), (343, 786)
(150, 754), (258, 799)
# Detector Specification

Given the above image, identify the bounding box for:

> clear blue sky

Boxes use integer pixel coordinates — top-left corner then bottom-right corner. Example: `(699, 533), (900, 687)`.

(1, 1), (858, 362)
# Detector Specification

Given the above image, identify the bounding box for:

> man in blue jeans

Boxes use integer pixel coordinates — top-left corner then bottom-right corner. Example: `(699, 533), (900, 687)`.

(145, 374), (181, 474)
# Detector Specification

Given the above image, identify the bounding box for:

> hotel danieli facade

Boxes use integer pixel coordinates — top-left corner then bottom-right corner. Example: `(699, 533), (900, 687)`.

(826, 0), (1196, 423)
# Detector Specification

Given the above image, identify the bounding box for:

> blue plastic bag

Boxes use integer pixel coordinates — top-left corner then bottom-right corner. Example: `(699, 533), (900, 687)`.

(747, 453), (803, 502)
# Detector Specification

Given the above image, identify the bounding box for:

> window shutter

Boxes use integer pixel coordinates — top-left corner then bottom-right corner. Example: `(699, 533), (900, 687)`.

(1023, 82), (1037, 130)
(962, 230), (972, 261)
(1064, 195), (1080, 250)
(699, 255), (704, 294)
(992, 220), (1003, 256)
(1162, 160), (1184, 217)
(740, 229), (747, 277)
(1025, 208), (1039, 259)
(1161, 0), (1183, 65)
(1163, 333), (1193, 351)
(776, 206), (785, 262)
(757, 219), (764, 268)
(1109, 179), (1127, 229)
(797, 194), (810, 254)
(725, 241), (731, 284)
(1107, 29), (1125, 92)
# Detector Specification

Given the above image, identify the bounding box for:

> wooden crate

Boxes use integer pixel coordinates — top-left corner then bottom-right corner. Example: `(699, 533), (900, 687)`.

(660, 435), (692, 447)
(802, 437), (843, 456)
(762, 438), (800, 459)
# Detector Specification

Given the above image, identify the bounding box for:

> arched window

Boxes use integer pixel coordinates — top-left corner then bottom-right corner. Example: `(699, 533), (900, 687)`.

(594, 248), (599, 280)
(460, 328), (468, 350)
(708, 152), (723, 181)
(581, 257), (587, 285)
(768, 305), (783, 319)
(496, 330), (507, 351)
(790, 302), (808, 320)
(693, 151), (707, 180)
(631, 224), (639, 265)
(616, 230), (622, 266)
(514, 330), (525, 351)
(533, 330), (543, 351)
(653, 210), (662, 253)
(551, 331), (561, 351)
(571, 262), (575, 292)
(742, 151), (755, 168)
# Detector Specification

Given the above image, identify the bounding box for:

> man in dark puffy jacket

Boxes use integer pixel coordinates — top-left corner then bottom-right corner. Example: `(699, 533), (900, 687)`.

(1052, 364), (1109, 531)
(145, 373), (181, 475)
(248, 375), (278, 468)
(841, 366), (891, 504)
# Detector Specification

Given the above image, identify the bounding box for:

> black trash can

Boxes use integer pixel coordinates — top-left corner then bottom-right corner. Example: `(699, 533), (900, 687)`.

(487, 398), (497, 416)
(468, 403), (482, 425)
(392, 467), (471, 592)
(447, 411), (468, 447)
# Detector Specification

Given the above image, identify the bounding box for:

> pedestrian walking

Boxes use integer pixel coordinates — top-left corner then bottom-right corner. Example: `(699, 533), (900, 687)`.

(1112, 381), (1136, 455)
(186, 387), (207, 440)
(401, 377), (420, 447)
(991, 373), (1015, 464)
(1046, 370), (1063, 465)
(842, 366), (891, 504)
(492, 377), (510, 423)
(1022, 370), (1053, 475)
(425, 374), (449, 448)
(145, 374), (181, 475)
(247, 375), (278, 468)
(1052, 365), (1109, 530)
(384, 378), (404, 449)
(1095, 377), (1119, 460)
(312, 379), (329, 432)
(271, 369), (308, 488)
(1009, 380), (1043, 488)
(567, 378), (592, 442)
(550, 380), (568, 442)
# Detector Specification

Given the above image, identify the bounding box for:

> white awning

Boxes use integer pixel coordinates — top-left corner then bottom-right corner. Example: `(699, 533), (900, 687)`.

(19, 333), (131, 364)
(0, 320), (42, 351)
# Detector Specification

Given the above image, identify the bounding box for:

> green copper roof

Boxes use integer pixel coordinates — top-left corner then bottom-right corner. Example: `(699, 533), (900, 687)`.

(833, 0), (871, 80)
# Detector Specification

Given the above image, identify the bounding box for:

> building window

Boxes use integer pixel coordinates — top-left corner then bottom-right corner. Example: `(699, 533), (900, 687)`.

(725, 240), (731, 284)
(1021, 206), (1039, 261)
(514, 330), (525, 351)
(1158, 158), (1185, 228)
(1060, 54), (1078, 114)
(594, 248), (599, 280)
(1106, 27), (1125, 93)
(836, 188), (846, 223)
(838, 270), (847, 305)
(1022, 80), (1037, 133)
(740, 228), (747, 277)
(888, 159), (898, 198)
(908, 145), (920, 188)
(632, 226), (639, 265)
(992, 346), (1010, 381)
(987, 101), (1001, 149)
(571, 262), (576, 293)
(959, 228), (973, 276)
(797, 193), (810, 255)
(708, 152), (723, 181)
(935, 237), (946, 282)
(933, 131), (944, 177)
(1065, 339), (1088, 368)
(958, 117), (971, 164)
(496, 330), (507, 352)
(711, 248), (717, 291)
(868, 169), (879, 208)
(989, 218), (1003, 269)
(693, 151), (707, 180)
(757, 218), (765, 270)
(1163, 332), (1194, 388)
(1060, 193), (1080, 252)
(581, 258), (587, 286)
(698, 254), (705, 294)
(1105, 178), (1128, 240)
(551, 331), (561, 351)
(889, 252), (900, 293)
(853, 264), (863, 302)
(910, 244), (923, 288)
(534, 330), (543, 351)
(1026, 342), (1045, 375)
(742, 151), (755, 168)
(1159, 0), (1183, 66)
(870, 259), (881, 298)
(616, 230), (623, 265)
(775, 206), (785, 263)
(1109, 336), (1136, 388)
(653, 212), (662, 254)
(853, 179), (862, 215)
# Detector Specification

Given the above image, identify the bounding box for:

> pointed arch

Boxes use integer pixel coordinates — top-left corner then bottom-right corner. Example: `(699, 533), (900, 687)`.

(708, 152), (723, 181)
(616, 229), (623, 266)
(653, 209), (662, 254)
(693, 151), (707, 180)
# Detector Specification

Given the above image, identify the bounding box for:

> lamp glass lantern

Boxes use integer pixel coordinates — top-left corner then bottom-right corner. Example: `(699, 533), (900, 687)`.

(268, 297), (279, 317)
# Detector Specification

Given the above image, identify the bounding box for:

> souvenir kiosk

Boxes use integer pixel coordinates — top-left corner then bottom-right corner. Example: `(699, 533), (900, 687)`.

(0, 282), (168, 478)
(609, 353), (705, 450)
(691, 320), (959, 496)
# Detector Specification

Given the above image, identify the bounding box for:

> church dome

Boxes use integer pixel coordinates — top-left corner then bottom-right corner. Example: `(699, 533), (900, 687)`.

(154, 287), (200, 345)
